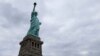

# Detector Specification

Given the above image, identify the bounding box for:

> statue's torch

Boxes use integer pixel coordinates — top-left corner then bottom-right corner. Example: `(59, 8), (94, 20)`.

(33, 2), (37, 12)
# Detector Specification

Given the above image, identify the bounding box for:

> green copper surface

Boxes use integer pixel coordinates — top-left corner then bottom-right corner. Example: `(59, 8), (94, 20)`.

(27, 3), (41, 37)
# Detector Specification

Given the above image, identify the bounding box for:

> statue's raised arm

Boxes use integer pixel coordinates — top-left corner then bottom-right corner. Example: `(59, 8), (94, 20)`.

(31, 2), (37, 18)
(33, 2), (37, 12)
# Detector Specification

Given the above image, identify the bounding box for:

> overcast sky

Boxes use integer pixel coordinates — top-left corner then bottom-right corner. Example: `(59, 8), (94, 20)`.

(0, 0), (100, 56)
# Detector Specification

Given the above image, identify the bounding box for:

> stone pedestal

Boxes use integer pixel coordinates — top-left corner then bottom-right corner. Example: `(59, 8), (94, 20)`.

(18, 35), (43, 56)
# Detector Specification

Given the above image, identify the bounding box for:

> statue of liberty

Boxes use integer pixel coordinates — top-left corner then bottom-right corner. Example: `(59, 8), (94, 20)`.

(27, 2), (41, 37)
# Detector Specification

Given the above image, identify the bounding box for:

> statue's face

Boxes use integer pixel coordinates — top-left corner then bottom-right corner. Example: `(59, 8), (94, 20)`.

(34, 12), (38, 16)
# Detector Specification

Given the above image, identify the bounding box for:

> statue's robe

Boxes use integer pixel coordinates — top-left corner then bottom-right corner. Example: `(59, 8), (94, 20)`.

(27, 11), (41, 37)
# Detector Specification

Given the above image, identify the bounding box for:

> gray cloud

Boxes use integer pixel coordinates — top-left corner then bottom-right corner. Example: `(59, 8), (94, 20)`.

(41, 0), (100, 56)
(0, 2), (29, 28)
(0, 2), (30, 56)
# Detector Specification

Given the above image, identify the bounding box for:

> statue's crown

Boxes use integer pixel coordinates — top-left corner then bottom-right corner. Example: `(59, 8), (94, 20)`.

(32, 11), (38, 16)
